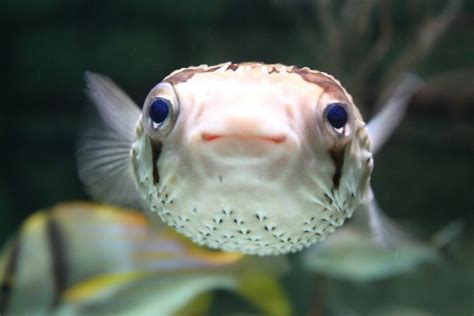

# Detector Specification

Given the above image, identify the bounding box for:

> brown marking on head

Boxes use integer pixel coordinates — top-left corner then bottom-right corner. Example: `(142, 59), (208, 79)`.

(164, 65), (223, 85)
(226, 63), (239, 71)
(163, 63), (351, 105)
(289, 68), (350, 103)
(269, 66), (279, 74)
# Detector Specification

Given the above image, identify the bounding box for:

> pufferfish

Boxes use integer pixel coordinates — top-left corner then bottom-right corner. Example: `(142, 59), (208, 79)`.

(78, 62), (418, 255)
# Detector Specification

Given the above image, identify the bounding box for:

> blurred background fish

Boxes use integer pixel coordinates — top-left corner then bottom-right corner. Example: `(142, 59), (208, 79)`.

(0, 203), (290, 315)
(302, 220), (463, 282)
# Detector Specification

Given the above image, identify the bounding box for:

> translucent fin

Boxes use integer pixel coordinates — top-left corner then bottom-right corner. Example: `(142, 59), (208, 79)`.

(367, 74), (423, 154)
(431, 219), (464, 249)
(353, 187), (410, 248)
(77, 72), (142, 208)
(366, 187), (410, 247)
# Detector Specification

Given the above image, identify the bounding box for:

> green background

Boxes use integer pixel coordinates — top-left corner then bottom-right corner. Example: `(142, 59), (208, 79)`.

(0, 1), (473, 315)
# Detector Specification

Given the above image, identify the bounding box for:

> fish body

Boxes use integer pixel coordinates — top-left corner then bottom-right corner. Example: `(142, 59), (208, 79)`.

(78, 62), (386, 255)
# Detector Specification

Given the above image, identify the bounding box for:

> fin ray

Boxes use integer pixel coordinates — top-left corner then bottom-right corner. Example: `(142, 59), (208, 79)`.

(77, 72), (142, 208)
(367, 74), (423, 154)
(365, 188), (409, 247)
(352, 187), (410, 248)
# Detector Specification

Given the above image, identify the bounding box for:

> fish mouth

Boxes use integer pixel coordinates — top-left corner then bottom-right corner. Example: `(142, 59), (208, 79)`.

(195, 131), (296, 167)
(201, 133), (287, 144)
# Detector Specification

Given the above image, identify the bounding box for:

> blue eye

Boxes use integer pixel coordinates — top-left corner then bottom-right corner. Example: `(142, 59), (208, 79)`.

(149, 98), (170, 124)
(326, 103), (348, 129)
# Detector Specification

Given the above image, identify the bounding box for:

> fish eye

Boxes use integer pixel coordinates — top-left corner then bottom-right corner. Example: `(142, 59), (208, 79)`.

(325, 102), (348, 129)
(149, 98), (170, 127)
(142, 82), (179, 139)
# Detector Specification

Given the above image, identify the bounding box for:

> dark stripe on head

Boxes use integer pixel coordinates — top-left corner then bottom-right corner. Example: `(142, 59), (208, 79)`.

(152, 142), (163, 185)
(47, 217), (68, 306)
(329, 146), (346, 189)
(0, 239), (20, 314)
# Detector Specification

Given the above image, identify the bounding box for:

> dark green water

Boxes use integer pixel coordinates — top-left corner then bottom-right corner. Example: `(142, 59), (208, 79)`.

(1, 1), (473, 315)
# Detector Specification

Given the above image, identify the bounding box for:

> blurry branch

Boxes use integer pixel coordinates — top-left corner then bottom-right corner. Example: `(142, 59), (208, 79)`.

(277, 0), (462, 115)
(346, 0), (376, 36)
(315, 0), (342, 74)
(382, 0), (462, 91)
(353, 1), (393, 94)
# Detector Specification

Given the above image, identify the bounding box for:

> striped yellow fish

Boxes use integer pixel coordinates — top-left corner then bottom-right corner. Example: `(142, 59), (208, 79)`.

(0, 202), (289, 315)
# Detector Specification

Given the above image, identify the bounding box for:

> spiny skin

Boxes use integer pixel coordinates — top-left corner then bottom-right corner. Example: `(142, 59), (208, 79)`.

(130, 62), (373, 256)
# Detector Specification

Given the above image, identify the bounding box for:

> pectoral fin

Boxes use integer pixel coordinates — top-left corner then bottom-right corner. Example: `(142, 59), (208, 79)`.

(367, 74), (423, 154)
(352, 187), (410, 248)
(77, 73), (142, 208)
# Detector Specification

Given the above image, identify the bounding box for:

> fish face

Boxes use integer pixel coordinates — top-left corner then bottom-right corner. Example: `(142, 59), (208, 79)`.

(131, 63), (373, 255)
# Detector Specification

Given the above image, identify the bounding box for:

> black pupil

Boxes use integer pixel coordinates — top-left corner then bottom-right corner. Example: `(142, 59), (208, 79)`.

(326, 103), (348, 129)
(149, 98), (170, 124)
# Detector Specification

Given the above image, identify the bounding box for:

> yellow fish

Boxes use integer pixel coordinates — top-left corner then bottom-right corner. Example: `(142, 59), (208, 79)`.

(0, 202), (289, 315)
